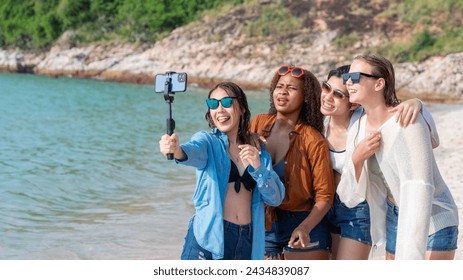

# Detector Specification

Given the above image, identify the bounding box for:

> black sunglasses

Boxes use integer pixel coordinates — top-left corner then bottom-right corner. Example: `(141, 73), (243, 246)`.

(206, 96), (237, 110)
(322, 81), (348, 99)
(343, 72), (381, 84)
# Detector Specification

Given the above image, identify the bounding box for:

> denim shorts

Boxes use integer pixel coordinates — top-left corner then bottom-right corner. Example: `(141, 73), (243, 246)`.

(326, 194), (372, 245)
(265, 208), (331, 257)
(180, 219), (252, 260)
(385, 200), (459, 254)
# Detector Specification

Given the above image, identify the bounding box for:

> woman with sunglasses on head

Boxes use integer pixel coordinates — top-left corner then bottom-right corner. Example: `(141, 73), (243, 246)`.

(321, 65), (434, 260)
(337, 54), (459, 260)
(249, 65), (335, 260)
(159, 82), (284, 260)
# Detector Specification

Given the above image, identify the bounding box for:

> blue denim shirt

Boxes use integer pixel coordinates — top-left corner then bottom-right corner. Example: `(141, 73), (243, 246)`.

(177, 128), (285, 259)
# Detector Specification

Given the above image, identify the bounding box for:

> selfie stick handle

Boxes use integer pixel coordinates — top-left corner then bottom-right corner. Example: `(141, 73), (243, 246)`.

(166, 105), (175, 160)
(164, 74), (175, 160)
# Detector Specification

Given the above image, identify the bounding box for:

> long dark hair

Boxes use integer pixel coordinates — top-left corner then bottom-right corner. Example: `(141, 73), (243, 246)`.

(327, 64), (350, 80)
(205, 82), (252, 145)
(268, 67), (324, 133)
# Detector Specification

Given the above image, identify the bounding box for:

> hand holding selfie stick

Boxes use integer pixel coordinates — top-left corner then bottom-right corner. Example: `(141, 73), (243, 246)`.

(156, 71), (187, 160)
(163, 72), (176, 160)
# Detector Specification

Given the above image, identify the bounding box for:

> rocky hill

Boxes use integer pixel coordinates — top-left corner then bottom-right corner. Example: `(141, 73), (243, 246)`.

(1, 0), (462, 102)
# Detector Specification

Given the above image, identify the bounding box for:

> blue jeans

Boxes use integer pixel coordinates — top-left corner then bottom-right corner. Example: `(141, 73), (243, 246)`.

(326, 194), (372, 245)
(180, 219), (252, 260)
(265, 208), (330, 257)
(223, 220), (252, 260)
(385, 200), (458, 254)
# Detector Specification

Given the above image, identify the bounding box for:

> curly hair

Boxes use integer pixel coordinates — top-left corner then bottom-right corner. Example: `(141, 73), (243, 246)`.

(268, 67), (324, 133)
(205, 81), (252, 145)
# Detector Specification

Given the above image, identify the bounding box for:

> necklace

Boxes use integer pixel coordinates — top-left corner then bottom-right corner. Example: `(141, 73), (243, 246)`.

(229, 143), (241, 163)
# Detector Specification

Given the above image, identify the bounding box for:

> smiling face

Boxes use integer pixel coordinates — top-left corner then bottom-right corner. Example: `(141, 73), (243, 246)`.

(208, 87), (241, 137)
(346, 59), (375, 104)
(320, 76), (351, 117)
(272, 74), (305, 116)
(345, 59), (380, 106)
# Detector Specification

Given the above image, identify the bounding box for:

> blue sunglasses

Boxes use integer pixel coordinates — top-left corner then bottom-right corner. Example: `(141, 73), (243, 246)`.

(206, 97), (237, 110)
(343, 72), (381, 84)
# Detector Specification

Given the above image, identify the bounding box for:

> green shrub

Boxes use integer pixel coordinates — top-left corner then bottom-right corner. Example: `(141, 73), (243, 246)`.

(377, 28), (462, 62)
(0, 0), (243, 48)
(335, 33), (360, 49)
(243, 3), (302, 40)
(0, 0), (461, 60)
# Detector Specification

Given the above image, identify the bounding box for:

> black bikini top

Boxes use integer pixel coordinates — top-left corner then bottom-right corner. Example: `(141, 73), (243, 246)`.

(228, 159), (256, 193)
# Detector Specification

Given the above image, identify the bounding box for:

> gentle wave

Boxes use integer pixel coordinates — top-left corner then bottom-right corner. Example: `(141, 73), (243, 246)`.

(0, 73), (270, 259)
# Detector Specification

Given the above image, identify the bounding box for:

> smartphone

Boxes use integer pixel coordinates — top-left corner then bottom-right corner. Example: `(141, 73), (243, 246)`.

(155, 72), (188, 93)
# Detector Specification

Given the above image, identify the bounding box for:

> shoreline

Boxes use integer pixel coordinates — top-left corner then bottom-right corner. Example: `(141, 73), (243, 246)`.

(1, 70), (461, 104)
(0, 68), (269, 91)
(1, 44), (462, 103)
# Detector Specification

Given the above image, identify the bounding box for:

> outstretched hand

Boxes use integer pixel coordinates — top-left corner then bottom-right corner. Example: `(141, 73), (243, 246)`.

(159, 133), (185, 160)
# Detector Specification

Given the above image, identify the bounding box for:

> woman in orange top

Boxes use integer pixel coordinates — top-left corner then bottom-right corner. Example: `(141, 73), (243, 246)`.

(250, 65), (335, 259)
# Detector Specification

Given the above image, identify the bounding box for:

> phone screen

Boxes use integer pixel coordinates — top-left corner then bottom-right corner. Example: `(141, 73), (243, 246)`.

(155, 73), (188, 93)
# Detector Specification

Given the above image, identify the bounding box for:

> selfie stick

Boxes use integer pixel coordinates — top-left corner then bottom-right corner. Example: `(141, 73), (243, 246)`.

(163, 72), (175, 160)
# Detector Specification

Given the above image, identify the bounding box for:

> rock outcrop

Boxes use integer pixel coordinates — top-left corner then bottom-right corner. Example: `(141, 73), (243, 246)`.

(1, 2), (462, 103)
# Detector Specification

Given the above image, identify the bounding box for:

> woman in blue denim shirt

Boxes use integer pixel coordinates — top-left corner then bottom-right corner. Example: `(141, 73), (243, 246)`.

(159, 82), (285, 260)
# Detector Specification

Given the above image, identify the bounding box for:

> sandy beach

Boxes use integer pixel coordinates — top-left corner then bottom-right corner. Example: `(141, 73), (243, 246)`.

(428, 103), (463, 260)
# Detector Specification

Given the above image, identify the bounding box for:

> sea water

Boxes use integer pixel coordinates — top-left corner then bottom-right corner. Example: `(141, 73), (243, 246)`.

(0, 73), (270, 259)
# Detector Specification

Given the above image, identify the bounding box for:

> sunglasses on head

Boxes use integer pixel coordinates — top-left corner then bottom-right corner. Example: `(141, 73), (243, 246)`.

(206, 96), (237, 110)
(277, 65), (304, 78)
(322, 81), (348, 99)
(343, 72), (381, 84)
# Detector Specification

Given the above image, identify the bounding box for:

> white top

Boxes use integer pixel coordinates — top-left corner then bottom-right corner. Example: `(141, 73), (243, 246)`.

(337, 111), (458, 259)
(323, 105), (439, 174)
(324, 107), (363, 174)
(328, 149), (345, 174)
